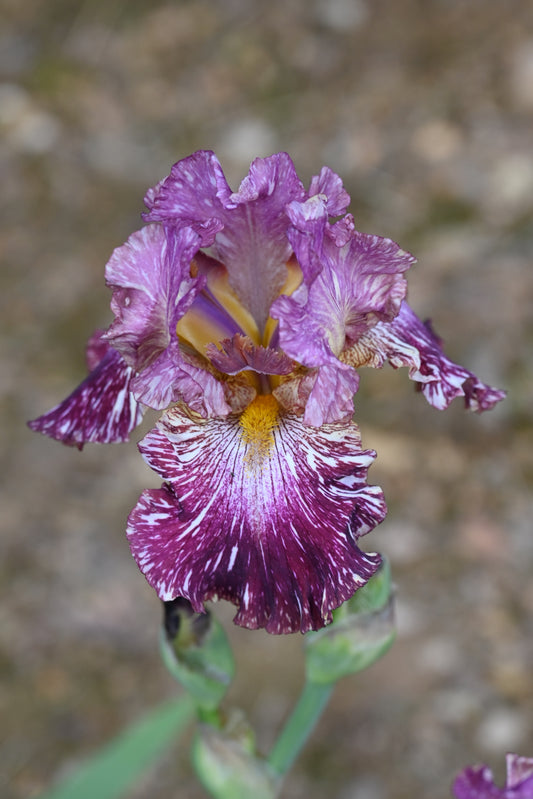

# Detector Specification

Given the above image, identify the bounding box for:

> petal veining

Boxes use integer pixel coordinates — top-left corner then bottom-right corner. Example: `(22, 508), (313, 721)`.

(28, 337), (143, 448)
(104, 223), (229, 414)
(127, 403), (386, 634)
(271, 224), (414, 424)
(350, 302), (506, 411)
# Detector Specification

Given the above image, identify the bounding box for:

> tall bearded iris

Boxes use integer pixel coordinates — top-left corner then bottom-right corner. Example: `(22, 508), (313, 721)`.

(29, 151), (505, 634)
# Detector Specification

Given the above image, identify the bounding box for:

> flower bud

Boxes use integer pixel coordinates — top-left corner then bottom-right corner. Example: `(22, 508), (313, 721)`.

(192, 710), (281, 799)
(160, 599), (235, 711)
(304, 558), (395, 684)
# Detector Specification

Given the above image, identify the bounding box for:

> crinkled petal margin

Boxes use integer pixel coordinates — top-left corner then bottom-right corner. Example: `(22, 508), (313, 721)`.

(351, 302), (506, 411)
(127, 404), (386, 634)
(28, 338), (143, 449)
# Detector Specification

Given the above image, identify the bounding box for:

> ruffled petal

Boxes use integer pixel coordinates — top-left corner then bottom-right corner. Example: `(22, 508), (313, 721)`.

(350, 302), (506, 412)
(214, 153), (305, 331)
(302, 364), (360, 426)
(206, 334), (294, 375)
(132, 345), (230, 416)
(104, 224), (202, 369)
(103, 224), (231, 414)
(271, 223), (414, 423)
(144, 151), (307, 332)
(308, 166), (350, 216)
(143, 150), (228, 246)
(28, 341), (143, 449)
(127, 402), (386, 634)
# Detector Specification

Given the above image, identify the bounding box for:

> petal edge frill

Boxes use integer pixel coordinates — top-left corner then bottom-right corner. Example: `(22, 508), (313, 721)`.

(127, 404), (386, 634)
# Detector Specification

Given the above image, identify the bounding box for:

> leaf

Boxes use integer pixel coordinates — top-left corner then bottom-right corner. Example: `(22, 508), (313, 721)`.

(37, 695), (195, 799)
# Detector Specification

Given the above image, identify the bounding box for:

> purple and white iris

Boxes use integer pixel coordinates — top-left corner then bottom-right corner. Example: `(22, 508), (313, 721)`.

(453, 754), (533, 799)
(29, 151), (505, 634)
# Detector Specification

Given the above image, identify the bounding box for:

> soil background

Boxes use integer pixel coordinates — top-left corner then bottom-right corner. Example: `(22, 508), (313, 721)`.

(1, 1), (532, 798)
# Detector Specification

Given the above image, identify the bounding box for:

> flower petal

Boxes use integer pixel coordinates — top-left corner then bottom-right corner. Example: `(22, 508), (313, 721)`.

(104, 224), (230, 414)
(453, 765), (503, 799)
(104, 224), (201, 369)
(308, 165), (350, 216)
(453, 757), (533, 799)
(28, 339), (143, 448)
(350, 302), (506, 411)
(206, 334), (294, 376)
(507, 756), (533, 791)
(213, 153), (306, 331)
(271, 224), (414, 423)
(143, 150), (228, 245)
(127, 402), (386, 634)
(144, 151), (307, 332)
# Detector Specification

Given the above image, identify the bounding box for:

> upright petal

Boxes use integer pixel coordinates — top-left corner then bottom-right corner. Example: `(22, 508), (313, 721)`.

(213, 153), (305, 332)
(28, 334), (143, 448)
(308, 165), (350, 216)
(104, 223), (229, 414)
(143, 150), (228, 245)
(144, 151), (307, 332)
(349, 302), (506, 412)
(127, 401), (386, 634)
(272, 223), (414, 423)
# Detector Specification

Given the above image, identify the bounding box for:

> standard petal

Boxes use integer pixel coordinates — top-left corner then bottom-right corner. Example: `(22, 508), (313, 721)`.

(145, 151), (307, 332)
(214, 153), (305, 331)
(127, 401), (386, 634)
(28, 345), (143, 448)
(104, 224), (202, 370)
(271, 226), (414, 423)
(143, 150), (228, 245)
(103, 224), (232, 414)
(308, 165), (350, 216)
(350, 302), (506, 412)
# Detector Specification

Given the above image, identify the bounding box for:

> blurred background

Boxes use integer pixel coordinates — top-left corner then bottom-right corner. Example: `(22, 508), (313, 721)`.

(2, 0), (532, 797)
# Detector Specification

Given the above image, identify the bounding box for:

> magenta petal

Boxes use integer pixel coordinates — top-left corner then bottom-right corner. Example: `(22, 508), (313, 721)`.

(104, 224), (230, 414)
(308, 166), (350, 216)
(206, 334), (294, 376)
(303, 364), (360, 426)
(132, 347), (230, 416)
(85, 328), (110, 371)
(143, 150), (228, 245)
(214, 153), (305, 331)
(453, 766), (503, 799)
(507, 756), (533, 791)
(127, 405), (386, 634)
(28, 347), (143, 448)
(105, 224), (202, 371)
(453, 757), (533, 799)
(356, 302), (506, 412)
(272, 227), (413, 423)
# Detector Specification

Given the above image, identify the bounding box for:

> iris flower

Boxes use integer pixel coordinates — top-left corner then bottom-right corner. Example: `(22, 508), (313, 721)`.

(29, 151), (505, 634)
(453, 754), (533, 798)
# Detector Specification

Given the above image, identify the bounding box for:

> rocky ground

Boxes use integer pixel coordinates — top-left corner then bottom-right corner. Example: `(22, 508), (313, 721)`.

(1, 1), (532, 797)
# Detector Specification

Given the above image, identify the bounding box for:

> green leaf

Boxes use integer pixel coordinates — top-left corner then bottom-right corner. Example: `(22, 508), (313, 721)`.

(37, 695), (195, 799)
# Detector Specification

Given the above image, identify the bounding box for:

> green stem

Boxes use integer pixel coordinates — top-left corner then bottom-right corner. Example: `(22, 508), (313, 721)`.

(267, 680), (334, 776)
